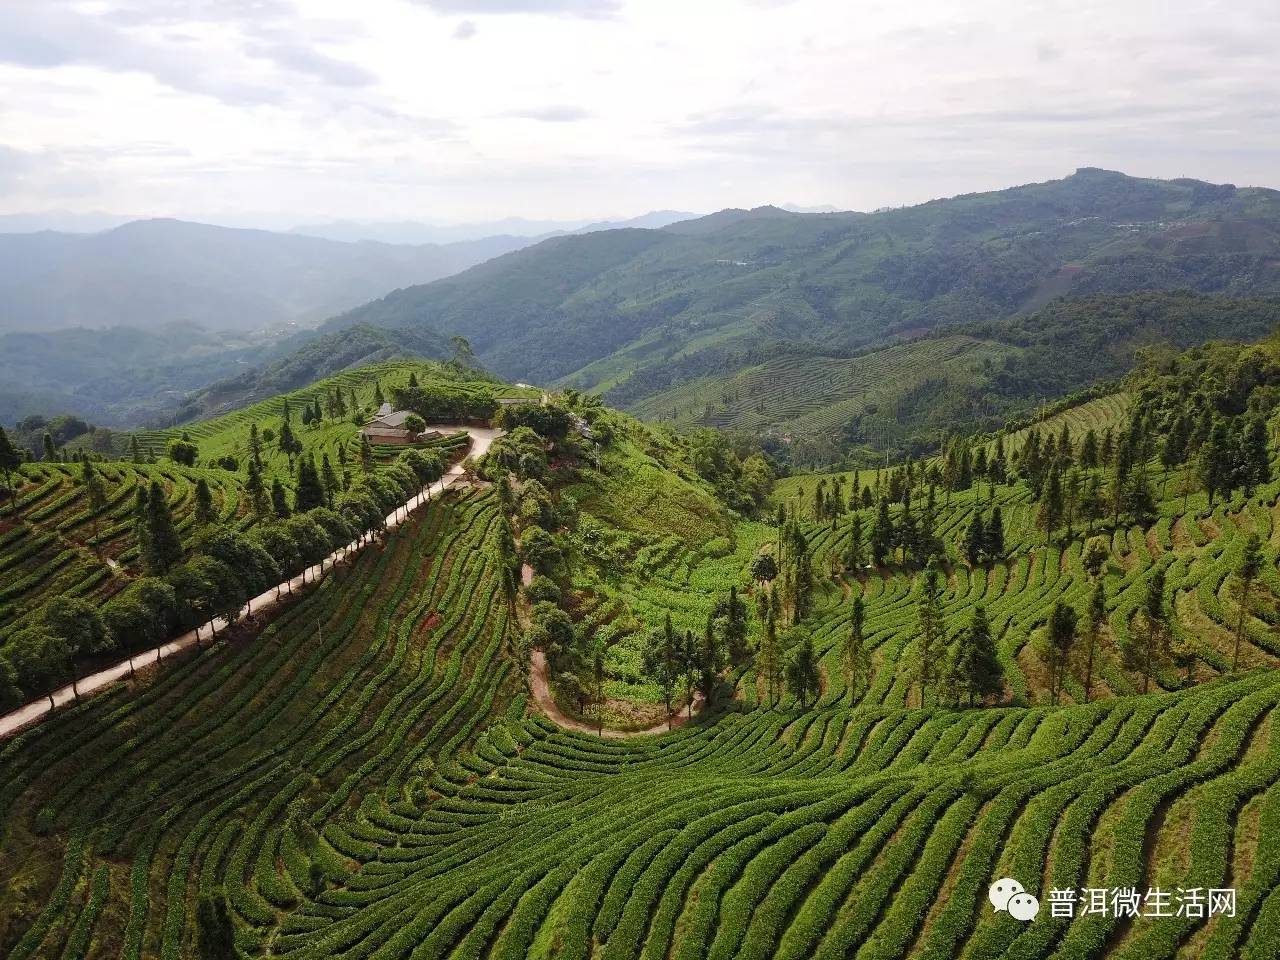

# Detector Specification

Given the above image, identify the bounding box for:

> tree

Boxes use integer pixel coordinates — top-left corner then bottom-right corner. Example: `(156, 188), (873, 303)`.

(1198, 418), (1232, 506)
(1232, 533), (1262, 670)
(42, 431), (56, 462)
(756, 592), (782, 706)
(679, 629), (699, 718)
(143, 480), (183, 575)
(194, 478), (216, 526)
(1082, 581), (1105, 702)
(643, 614), (679, 728)
(269, 478), (291, 519)
(294, 456), (325, 513)
(320, 453), (340, 506)
(842, 594), (870, 702)
(83, 458), (108, 551)
(403, 413), (426, 436)
(167, 436), (198, 466)
(947, 606), (1002, 706)
(248, 422), (263, 468)
(785, 634), (820, 708)
(359, 434), (375, 474)
(0, 425), (19, 512)
(915, 563), (944, 708)
(196, 892), (236, 960)
(964, 512), (986, 566)
(696, 614), (721, 704)
(8, 625), (69, 709)
(1046, 601), (1078, 705)
(721, 586), (749, 663)
(871, 498), (894, 566)
(750, 552), (778, 585)
(1037, 463), (1063, 546)
(1134, 568), (1168, 694)
(1082, 537), (1109, 580)
(591, 640), (606, 736)
(843, 513), (866, 571)
(246, 460), (268, 518)
(42, 598), (111, 702)
(984, 507), (1005, 560)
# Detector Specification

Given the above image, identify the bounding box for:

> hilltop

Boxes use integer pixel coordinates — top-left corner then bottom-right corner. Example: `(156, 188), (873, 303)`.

(328, 168), (1280, 423)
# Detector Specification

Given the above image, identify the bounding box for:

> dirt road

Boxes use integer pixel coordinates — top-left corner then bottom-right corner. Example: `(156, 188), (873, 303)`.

(529, 649), (703, 738)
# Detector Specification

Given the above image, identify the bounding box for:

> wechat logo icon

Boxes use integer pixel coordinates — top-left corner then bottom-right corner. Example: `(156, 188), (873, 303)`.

(990, 878), (1040, 921)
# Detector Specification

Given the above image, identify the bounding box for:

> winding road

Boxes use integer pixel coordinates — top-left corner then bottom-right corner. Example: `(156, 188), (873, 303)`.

(529, 649), (704, 738)
(0, 425), (502, 739)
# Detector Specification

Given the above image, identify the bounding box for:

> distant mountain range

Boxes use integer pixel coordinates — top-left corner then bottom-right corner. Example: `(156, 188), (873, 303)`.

(9, 169), (1280, 448)
(0, 218), (538, 335)
(325, 168), (1280, 420)
(285, 210), (698, 245)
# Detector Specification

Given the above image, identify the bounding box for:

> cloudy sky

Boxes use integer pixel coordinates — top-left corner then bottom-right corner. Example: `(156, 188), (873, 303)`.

(1, 0), (1277, 228)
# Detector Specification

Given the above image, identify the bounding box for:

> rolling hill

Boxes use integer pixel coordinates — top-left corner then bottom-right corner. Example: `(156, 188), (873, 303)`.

(626, 292), (1280, 465)
(5, 333), (1280, 957)
(326, 168), (1280, 421)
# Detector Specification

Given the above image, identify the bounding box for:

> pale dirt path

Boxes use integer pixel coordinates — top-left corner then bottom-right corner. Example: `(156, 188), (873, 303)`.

(529, 649), (703, 739)
(0, 425), (501, 739)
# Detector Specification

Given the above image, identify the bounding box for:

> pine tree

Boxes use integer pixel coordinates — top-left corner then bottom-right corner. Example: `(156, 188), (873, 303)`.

(143, 480), (183, 575)
(785, 635), (820, 708)
(1082, 581), (1105, 702)
(271, 479), (291, 519)
(757, 592), (781, 706)
(679, 629), (698, 719)
(246, 459), (268, 518)
(1199, 418), (1231, 506)
(42, 432), (56, 462)
(133, 484), (150, 560)
(248, 422), (262, 468)
(320, 453), (339, 505)
(1038, 462), (1063, 546)
(194, 477), (215, 525)
(948, 605), (1001, 706)
(842, 594), (869, 701)
(964, 512), (986, 566)
(82, 458), (107, 552)
(1243, 417), (1271, 492)
(722, 586), (749, 663)
(294, 455), (325, 513)
(697, 614), (721, 704)
(359, 434), (375, 474)
(1080, 428), (1098, 469)
(871, 498), (893, 566)
(373, 381), (385, 406)
(1233, 533), (1262, 670)
(985, 506), (1005, 559)
(1046, 600), (1078, 705)
(0, 425), (18, 513)
(643, 614), (679, 728)
(1136, 568), (1168, 694)
(843, 513), (866, 571)
(408, 370), (419, 389)
(915, 563), (944, 708)
(278, 418), (298, 461)
(130, 435), (142, 463)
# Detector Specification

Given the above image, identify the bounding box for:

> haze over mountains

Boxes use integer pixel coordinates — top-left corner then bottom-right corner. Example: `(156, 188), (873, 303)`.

(6, 168), (1280, 444)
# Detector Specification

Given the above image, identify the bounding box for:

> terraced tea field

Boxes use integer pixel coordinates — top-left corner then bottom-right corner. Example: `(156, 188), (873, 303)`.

(627, 335), (1015, 439)
(4, 475), (1278, 958)
(5, 389), (1280, 957)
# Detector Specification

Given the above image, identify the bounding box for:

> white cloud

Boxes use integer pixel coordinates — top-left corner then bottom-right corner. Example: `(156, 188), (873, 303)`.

(0, 0), (1276, 224)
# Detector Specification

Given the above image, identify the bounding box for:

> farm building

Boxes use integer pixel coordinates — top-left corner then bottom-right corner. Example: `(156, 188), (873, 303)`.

(362, 402), (439, 445)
